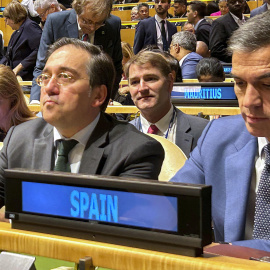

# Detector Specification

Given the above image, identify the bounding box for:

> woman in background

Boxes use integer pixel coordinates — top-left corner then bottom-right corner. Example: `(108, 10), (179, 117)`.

(0, 65), (36, 141)
(211, 0), (228, 16)
(0, 1), (42, 80)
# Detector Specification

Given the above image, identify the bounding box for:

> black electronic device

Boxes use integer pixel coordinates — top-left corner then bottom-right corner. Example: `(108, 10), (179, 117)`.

(171, 82), (238, 107)
(5, 169), (212, 257)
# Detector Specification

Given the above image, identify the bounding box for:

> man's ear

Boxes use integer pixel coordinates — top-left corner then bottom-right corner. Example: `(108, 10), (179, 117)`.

(194, 10), (198, 17)
(91, 85), (107, 108)
(175, 44), (180, 53)
(168, 73), (174, 94)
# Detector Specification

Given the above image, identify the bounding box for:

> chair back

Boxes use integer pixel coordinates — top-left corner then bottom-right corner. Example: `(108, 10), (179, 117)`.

(148, 134), (187, 181)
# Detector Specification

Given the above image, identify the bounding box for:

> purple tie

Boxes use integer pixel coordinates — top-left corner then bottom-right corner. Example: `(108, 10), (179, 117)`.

(147, 125), (159, 134)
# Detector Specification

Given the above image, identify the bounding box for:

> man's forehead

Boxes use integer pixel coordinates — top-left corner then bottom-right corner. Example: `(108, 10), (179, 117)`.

(129, 63), (164, 77)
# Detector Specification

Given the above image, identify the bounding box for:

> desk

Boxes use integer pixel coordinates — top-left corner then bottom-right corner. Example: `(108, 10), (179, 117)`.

(28, 105), (240, 115)
(0, 222), (268, 270)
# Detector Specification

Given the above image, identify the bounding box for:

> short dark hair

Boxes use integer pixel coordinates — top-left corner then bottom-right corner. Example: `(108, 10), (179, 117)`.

(47, 38), (116, 111)
(188, 1), (206, 18)
(138, 2), (149, 11)
(196, 58), (225, 81)
(174, 0), (187, 6)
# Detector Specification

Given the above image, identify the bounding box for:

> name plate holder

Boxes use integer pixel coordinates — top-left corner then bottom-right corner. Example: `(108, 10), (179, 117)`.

(5, 169), (212, 257)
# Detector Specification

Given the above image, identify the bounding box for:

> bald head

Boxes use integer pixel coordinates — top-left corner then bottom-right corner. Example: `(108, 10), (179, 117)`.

(196, 41), (210, 58)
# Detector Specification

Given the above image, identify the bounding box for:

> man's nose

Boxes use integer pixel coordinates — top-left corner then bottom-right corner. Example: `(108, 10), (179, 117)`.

(242, 84), (262, 109)
(43, 76), (60, 95)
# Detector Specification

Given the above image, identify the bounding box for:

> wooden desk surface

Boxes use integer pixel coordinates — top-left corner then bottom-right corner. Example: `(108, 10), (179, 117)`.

(28, 105), (240, 115)
(0, 222), (268, 270)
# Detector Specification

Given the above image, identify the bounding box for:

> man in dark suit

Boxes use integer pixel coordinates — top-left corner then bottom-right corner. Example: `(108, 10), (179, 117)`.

(30, 0), (122, 103)
(187, 1), (211, 47)
(173, 0), (187, 27)
(250, 0), (269, 17)
(126, 50), (208, 157)
(0, 38), (164, 209)
(170, 31), (203, 79)
(133, 0), (177, 54)
(209, 0), (247, 63)
(171, 12), (270, 251)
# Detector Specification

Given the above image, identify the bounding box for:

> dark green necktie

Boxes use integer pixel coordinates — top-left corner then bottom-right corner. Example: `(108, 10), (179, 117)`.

(54, 139), (78, 172)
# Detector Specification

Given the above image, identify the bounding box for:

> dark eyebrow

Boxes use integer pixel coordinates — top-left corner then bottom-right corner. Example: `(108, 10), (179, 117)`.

(43, 67), (81, 77)
(230, 72), (270, 80)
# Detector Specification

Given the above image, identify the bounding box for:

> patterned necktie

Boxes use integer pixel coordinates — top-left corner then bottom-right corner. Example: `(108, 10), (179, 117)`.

(147, 125), (159, 134)
(82, 34), (88, 42)
(253, 143), (270, 240)
(161, 20), (168, 51)
(54, 140), (78, 172)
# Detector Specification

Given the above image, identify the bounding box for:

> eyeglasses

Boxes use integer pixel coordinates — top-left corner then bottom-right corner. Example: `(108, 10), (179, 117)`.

(79, 16), (105, 29)
(36, 72), (89, 87)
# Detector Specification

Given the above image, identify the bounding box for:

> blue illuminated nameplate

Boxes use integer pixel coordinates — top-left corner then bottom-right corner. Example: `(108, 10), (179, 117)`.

(223, 65), (232, 74)
(22, 182), (178, 232)
(171, 85), (236, 100)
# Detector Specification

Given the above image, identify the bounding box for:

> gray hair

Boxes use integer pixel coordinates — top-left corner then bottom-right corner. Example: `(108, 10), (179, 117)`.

(47, 38), (115, 111)
(228, 10), (270, 53)
(171, 31), (197, 52)
(34, 0), (60, 10)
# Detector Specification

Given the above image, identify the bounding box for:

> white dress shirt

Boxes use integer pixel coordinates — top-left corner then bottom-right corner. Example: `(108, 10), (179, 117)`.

(140, 105), (177, 143)
(53, 113), (100, 173)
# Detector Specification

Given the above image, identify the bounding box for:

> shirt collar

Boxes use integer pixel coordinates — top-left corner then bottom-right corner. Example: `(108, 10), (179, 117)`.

(258, 137), (269, 159)
(194, 18), (204, 30)
(179, 52), (190, 66)
(53, 113), (100, 147)
(230, 12), (245, 26)
(141, 105), (174, 135)
(155, 14), (166, 23)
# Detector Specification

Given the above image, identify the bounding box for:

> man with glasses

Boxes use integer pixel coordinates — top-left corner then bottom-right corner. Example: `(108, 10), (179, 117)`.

(30, 0), (122, 104)
(170, 31), (202, 79)
(34, 0), (62, 23)
(0, 38), (164, 209)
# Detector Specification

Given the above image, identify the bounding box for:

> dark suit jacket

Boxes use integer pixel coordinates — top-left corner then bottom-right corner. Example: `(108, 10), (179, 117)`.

(30, 9), (122, 101)
(250, 3), (268, 17)
(0, 18), (42, 80)
(0, 113), (164, 208)
(130, 107), (208, 157)
(171, 115), (270, 252)
(209, 13), (241, 63)
(133, 16), (177, 54)
(195, 19), (211, 47)
(181, 52), (203, 79)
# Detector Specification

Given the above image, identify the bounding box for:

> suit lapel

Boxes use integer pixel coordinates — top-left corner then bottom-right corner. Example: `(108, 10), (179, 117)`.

(94, 24), (107, 48)
(175, 109), (193, 156)
(79, 114), (110, 174)
(224, 132), (257, 241)
(32, 124), (54, 170)
(67, 9), (79, 38)
(227, 13), (239, 32)
(152, 17), (157, 44)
